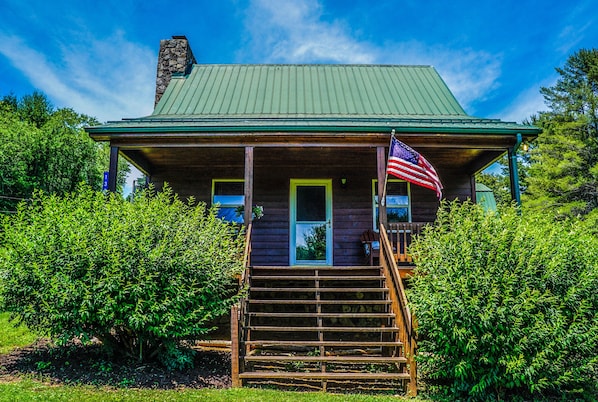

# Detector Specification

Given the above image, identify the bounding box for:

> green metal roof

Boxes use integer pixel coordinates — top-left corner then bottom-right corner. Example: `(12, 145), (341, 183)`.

(154, 64), (466, 117)
(87, 64), (540, 137)
(476, 183), (498, 211)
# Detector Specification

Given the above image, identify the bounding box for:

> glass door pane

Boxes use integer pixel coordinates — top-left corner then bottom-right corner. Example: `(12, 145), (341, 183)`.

(295, 223), (327, 261)
(296, 186), (326, 221)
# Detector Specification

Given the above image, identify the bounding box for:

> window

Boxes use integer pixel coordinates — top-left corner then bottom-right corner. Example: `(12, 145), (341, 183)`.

(212, 179), (244, 223)
(372, 179), (411, 230)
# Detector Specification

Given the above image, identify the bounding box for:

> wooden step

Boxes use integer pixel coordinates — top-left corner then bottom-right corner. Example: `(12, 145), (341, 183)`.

(252, 266), (381, 271)
(250, 287), (388, 293)
(239, 371), (410, 380)
(246, 340), (402, 347)
(248, 312), (394, 318)
(251, 275), (384, 281)
(248, 299), (391, 305)
(246, 326), (399, 332)
(244, 355), (407, 363)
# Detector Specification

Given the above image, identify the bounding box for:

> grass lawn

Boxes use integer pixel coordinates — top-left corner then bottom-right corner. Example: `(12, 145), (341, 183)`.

(0, 312), (39, 354)
(0, 381), (413, 401)
(0, 313), (418, 401)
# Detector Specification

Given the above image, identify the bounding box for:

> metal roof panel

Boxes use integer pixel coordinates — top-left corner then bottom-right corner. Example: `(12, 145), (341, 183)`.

(153, 64), (468, 117)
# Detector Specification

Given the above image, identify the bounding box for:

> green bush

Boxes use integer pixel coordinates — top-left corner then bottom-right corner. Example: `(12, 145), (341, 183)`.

(0, 185), (244, 368)
(409, 201), (598, 400)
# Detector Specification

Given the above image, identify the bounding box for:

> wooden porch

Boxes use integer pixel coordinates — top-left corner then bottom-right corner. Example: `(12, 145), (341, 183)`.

(231, 223), (418, 395)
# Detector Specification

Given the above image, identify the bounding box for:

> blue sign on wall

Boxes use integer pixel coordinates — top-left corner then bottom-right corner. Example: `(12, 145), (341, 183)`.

(102, 171), (109, 191)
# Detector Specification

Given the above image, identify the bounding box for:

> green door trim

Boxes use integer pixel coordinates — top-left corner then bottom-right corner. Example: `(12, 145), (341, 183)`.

(289, 179), (333, 265)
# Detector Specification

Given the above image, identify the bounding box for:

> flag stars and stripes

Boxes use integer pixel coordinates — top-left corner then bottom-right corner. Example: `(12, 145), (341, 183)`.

(387, 136), (443, 199)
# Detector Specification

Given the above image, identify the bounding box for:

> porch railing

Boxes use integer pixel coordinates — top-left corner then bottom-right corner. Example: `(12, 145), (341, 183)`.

(386, 222), (426, 264)
(379, 223), (417, 396)
(231, 223), (252, 387)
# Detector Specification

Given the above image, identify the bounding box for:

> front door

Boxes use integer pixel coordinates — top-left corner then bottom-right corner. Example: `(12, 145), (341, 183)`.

(290, 179), (333, 265)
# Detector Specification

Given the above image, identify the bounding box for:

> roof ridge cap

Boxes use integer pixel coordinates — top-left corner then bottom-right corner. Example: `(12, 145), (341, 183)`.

(191, 63), (434, 68)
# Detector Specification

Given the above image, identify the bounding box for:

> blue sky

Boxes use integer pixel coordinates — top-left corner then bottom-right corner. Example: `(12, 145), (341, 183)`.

(1, 0), (597, 125)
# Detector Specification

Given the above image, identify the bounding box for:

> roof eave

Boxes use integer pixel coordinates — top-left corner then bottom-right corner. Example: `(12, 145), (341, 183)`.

(86, 123), (540, 140)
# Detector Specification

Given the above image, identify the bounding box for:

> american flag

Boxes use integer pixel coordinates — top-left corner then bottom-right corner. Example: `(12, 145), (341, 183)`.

(387, 136), (443, 199)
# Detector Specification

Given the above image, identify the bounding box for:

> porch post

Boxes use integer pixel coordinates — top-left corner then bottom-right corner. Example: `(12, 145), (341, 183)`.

(108, 145), (119, 192)
(508, 133), (522, 207)
(470, 175), (477, 203)
(244, 147), (254, 224)
(376, 146), (388, 228)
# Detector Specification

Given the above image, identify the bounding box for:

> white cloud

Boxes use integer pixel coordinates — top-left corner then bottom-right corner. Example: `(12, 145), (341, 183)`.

(242, 0), (502, 114)
(378, 41), (502, 113)
(243, 0), (376, 63)
(555, 2), (597, 55)
(0, 31), (155, 122)
(491, 85), (549, 124)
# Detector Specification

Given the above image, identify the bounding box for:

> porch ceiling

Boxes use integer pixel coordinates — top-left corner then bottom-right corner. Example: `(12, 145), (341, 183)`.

(121, 145), (504, 176)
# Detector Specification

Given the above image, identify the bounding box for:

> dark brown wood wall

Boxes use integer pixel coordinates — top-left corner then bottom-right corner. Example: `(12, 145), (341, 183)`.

(149, 147), (473, 266)
(249, 148), (379, 266)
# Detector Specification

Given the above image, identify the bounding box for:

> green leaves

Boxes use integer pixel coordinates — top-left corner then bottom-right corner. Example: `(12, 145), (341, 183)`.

(0, 91), (130, 211)
(526, 49), (598, 216)
(0, 184), (245, 369)
(410, 201), (598, 399)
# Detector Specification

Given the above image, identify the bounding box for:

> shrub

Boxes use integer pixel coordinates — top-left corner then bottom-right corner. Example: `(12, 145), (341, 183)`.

(409, 201), (598, 400)
(0, 184), (244, 368)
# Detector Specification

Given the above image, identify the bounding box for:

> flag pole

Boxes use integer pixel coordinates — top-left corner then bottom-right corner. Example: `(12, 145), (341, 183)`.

(380, 129), (394, 207)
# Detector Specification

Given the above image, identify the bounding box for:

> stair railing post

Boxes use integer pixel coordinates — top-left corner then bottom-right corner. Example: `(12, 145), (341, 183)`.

(231, 304), (240, 387)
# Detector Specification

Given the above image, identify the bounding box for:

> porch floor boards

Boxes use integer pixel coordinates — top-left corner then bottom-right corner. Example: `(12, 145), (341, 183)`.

(238, 265), (410, 393)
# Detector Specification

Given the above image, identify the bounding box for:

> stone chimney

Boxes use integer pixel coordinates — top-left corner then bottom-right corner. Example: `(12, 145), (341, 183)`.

(155, 35), (197, 106)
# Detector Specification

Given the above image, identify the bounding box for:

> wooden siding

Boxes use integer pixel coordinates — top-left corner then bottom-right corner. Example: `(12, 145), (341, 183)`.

(148, 147), (472, 266)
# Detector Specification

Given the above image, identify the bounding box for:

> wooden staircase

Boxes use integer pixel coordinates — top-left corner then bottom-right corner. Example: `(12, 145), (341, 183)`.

(234, 265), (413, 393)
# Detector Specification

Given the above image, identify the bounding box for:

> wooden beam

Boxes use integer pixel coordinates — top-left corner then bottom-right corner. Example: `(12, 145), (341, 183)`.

(106, 133), (518, 149)
(244, 147), (254, 225)
(120, 149), (153, 176)
(376, 146), (387, 228)
(464, 150), (506, 175)
(230, 305), (240, 387)
(108, 146), (119, 192)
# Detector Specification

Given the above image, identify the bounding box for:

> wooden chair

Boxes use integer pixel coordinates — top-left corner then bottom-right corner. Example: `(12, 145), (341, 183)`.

(360, 229), (380, 266)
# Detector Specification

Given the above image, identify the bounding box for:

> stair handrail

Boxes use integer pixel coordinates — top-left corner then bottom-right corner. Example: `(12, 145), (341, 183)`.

(379, 223), (417, 396)
(232, 222), (252, 387)
(240, 222), (253, 288)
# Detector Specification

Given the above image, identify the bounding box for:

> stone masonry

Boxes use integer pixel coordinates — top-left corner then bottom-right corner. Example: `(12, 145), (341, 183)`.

(155, 35), (197, 106)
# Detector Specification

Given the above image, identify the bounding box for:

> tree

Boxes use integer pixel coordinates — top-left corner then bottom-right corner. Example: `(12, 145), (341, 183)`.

(17, 91), (53, 128)
(296, 224), (327, 261)
(525, 49), (598, 215)
(0, 92), (129, 211)
(0, 185), (245, 369)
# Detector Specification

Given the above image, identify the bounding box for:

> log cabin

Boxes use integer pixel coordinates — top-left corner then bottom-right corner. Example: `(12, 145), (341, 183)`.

(86, 35), (540, 395)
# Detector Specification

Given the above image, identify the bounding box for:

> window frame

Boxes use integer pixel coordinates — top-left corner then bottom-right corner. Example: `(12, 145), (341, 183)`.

(372, 179), (411, 231)
(211, 179), (245, 223)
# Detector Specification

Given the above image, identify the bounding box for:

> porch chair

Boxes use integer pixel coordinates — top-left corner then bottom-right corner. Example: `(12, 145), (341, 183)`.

(360, 229), (380, 266)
